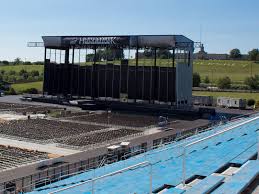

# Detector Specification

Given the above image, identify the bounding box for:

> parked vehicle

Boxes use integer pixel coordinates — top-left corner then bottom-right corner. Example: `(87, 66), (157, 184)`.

(192, 95), (213, 106)
(217, 97), (246, 109)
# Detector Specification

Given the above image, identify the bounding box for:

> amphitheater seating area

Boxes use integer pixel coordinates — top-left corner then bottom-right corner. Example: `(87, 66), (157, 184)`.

(65, 112), (160, 127)
(0, 119), (106, 140)
(0, 102), (62, 114)
(0, 145), (48, 171)
(56, 129), (141, 146)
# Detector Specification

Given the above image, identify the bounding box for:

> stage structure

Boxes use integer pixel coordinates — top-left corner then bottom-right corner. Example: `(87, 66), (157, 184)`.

(41, 35), (194, 106)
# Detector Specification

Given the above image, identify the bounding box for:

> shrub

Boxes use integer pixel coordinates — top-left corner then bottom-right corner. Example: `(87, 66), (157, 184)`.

(204, 76), (210, 84)
(255, 101), (259, 109)
(23, 61), (32, 65)
(217, 76), (231, 89)
(244, 75), (259, 90)
(30, 70), (40, 77)
(5, 87), (17, 95)
(22, 88), (38, 94)
(8, 70), (16, 75)
(19, 69), (27, 76)
(247, 99), (256, 106)
(230, 84), (250, 90)
(193, 72), (201, 87)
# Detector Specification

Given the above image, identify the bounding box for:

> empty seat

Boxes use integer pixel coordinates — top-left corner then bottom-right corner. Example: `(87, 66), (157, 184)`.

(231, 144), (257, 165)
(162, 187), (185, 194)
(212, 160), (259, 194)
(184, 175), (224, 194)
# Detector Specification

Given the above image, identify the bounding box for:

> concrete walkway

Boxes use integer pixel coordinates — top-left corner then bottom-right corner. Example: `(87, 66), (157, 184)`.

(0, 136), (81, 156)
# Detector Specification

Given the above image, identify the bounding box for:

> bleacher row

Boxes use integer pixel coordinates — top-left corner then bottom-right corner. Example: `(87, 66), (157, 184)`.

(28, 114), (259, 194)
(164, 160), (259, 194)
(0, 145), (49, 171)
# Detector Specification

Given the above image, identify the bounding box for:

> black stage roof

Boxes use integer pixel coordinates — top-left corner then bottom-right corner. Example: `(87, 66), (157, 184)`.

(42, 35), (194, 50)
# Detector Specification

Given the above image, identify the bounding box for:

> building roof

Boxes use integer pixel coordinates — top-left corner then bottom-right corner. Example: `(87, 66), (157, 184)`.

(42, 35), (194, 50)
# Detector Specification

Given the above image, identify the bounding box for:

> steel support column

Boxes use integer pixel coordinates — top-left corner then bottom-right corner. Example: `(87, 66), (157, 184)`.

(135, 46), (139, 102)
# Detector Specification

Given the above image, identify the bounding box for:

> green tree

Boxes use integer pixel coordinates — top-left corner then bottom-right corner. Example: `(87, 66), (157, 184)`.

(23, 61), (32, 65)
(247, 99), (255, 106)
(204, 76), (210, 84)
(193, 72), (201, 87)
(8, 88), (16, 95)
(143, 49), (153, 58)
(157, 49), (171, 59)
(13, 57), (22, 65)
(19, 69), (29, 79)
(256, 53), (259, 62)
(248, 49), (259, 61)
(217, 76), (231, 89)
(229, 49), (241, 59)
(19, 69), (27, 76)
(2, 60), (9, 65)
(244, 75), (259, 90)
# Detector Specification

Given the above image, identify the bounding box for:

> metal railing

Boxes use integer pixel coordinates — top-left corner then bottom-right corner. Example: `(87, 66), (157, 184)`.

(48, 161), (152, 194)
(181, 115), (259, 187)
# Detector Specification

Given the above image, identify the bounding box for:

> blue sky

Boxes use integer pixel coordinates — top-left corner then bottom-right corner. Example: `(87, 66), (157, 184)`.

(0, 0), (258, 61)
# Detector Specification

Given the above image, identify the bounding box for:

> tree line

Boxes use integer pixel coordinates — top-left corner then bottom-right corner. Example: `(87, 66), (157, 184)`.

(229, 48), (259, 61)
(0, 58), (43, 66)
(193, 73), (259, 90)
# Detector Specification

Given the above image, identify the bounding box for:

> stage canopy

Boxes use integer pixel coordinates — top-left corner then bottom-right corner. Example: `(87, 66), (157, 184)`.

(42, 35), (194, 50)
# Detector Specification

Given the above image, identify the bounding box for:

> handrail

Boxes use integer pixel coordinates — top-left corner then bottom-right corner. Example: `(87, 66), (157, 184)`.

(49, 161), (152, 194)
(98, 156), (107, 168)
(121, 148), (146, 160)
(181, 115), (259, 187)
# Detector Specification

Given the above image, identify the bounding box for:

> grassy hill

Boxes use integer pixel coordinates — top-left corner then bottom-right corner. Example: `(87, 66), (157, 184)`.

(0, 65), (44, 74)
(1, 60), (258, 85)
(193, 60), (259, 84)
(12, 81), (43, 93)
(193, 91), (259, 101)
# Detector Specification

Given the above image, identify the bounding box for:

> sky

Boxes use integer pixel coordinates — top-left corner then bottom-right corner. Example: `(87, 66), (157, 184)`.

(0, 0), (258, 61)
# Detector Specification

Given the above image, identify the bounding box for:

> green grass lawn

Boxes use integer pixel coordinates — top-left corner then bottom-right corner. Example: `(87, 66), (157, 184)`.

(193, 60), (259, 84)
(84, 59), (258, 84)
(11, 81), (43, 93)
(193, 91), (259, 101)
(0, 65), (44, 74)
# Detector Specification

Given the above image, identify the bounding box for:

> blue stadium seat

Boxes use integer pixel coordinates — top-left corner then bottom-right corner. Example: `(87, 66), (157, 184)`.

(231, 144), (257, 165)
(212, 160), (259, 194)
(184, 175), (224, 194)
(162, 187), (185, 194)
